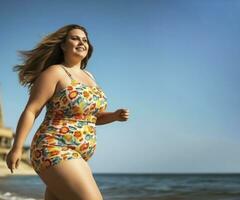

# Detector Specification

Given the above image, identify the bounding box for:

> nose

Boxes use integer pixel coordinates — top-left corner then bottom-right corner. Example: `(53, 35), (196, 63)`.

(77, 39), (85, 45)
(78, 40), (83, 44)
(77, 41), (86, 49)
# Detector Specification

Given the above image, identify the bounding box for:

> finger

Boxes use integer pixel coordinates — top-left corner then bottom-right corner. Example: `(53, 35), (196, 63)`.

(11, 163), (15, 173)
(6, 160), (12, 169)
(121, 109), (129, 113)
(121, 116), (129, 119)
(9, 165), (13, 173)
(16, 159), (19, 169)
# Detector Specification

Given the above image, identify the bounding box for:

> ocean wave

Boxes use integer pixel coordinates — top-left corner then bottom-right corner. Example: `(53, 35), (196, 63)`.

(0, 191), (42, 200)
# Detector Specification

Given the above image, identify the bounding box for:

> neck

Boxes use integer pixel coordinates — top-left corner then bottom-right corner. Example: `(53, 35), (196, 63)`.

(61, 57), (83, 70)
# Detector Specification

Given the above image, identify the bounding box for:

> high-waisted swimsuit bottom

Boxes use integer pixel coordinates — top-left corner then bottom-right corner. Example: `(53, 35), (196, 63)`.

(30, 66), (108, 174)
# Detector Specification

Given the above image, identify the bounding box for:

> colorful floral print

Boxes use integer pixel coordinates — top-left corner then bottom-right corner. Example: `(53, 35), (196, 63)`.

(30, 79), (107, 174)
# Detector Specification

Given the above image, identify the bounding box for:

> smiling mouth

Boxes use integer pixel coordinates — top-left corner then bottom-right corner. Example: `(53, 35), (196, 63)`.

(75, 47), (85, 51)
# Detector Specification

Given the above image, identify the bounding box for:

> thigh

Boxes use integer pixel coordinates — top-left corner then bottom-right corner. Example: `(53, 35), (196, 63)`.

(38, 158), (103, 200)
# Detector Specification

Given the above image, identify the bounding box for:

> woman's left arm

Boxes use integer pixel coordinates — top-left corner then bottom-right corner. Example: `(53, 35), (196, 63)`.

(96, 109), (129, 125)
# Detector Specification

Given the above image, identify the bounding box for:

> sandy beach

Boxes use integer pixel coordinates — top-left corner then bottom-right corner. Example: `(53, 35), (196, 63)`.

(0, 159), (37, 177)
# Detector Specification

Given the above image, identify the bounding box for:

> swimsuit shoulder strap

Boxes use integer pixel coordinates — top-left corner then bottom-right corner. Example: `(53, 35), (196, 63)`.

(60, 65), (97, 84)
(84, 70), (96, 81)
(59, 64), (74, 81)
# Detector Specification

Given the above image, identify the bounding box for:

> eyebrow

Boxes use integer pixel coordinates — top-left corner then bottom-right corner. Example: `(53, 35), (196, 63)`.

(70, 35), (87, 39)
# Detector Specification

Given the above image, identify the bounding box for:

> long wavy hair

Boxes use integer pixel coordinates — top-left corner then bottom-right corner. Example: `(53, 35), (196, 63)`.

(13, 24), (93, 91)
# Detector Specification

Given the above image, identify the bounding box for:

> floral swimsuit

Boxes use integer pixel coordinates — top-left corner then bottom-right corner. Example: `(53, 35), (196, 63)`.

(30, 65), (108, 174)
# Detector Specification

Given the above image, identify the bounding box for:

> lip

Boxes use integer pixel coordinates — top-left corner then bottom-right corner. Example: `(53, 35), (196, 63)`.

(75, 46), (85, 51)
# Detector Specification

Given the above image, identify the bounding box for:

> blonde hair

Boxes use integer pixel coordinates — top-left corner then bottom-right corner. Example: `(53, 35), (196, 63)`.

(13, 24), (93, 91)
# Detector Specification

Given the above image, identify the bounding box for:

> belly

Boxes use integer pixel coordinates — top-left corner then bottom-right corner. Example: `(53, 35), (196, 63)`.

(30, 120), (97, 171)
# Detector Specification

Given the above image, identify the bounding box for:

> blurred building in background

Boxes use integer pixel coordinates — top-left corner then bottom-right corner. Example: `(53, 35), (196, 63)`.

(0, 95), (31, 165)
(0, 99), (13, 161)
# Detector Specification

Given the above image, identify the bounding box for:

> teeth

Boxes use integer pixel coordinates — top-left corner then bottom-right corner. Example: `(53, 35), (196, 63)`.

(76, 47), (85, 50)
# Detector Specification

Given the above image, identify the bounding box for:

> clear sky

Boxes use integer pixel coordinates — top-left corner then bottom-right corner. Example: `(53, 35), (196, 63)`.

(0, 0), (240, 173)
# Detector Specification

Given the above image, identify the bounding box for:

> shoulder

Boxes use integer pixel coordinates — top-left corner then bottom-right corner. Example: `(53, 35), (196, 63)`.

(33, 65), (65, 86)
(29, 65), (63, 96)
(84, 69), (96, 80)
(38, 64), (66, 80)
(43, 64), (65, 75)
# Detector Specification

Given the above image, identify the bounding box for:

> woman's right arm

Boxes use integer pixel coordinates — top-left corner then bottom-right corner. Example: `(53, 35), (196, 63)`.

(6, 65), (61, 173)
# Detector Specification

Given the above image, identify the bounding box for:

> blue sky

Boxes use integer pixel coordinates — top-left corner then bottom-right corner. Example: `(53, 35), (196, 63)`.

(0, 0), (240, 173)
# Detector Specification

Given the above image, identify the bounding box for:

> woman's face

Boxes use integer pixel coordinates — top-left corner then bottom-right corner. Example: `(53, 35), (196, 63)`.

(61, 28), (89, 59)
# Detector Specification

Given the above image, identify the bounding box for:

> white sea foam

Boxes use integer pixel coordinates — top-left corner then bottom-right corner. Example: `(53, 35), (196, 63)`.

(0, 191), (41, 200)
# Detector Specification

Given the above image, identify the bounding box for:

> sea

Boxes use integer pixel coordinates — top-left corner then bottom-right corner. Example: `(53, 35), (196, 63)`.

(0, 173), (240, 200)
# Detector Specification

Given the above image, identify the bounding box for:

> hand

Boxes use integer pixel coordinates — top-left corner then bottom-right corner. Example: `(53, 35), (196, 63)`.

(114, 108), (130, 121)
(6, 147), (22, 173)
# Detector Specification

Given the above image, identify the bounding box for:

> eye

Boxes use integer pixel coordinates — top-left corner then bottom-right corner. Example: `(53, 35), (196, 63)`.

(71, 37), (88, 42)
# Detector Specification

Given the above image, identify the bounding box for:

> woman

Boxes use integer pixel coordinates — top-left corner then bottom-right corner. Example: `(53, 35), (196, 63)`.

(6, 24), (129, 200)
